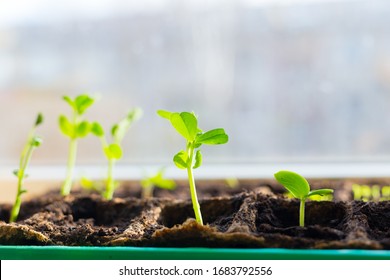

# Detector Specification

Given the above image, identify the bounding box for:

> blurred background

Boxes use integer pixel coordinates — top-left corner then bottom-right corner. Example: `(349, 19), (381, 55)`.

(1, 0), (390, 194)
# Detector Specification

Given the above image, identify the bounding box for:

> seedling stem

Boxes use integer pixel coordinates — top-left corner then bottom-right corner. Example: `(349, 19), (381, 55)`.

(62, 138), (77, 196)
(91, 108), (142, 200)
(157, 110), (228, 226)
(274, 170), (333, 227)
(59, 94), (96, 196)
(299, 199), (305, 227)
(105, 158), (115, 200)
(187, 143), (203, 224)
(10, 113), (43, 223)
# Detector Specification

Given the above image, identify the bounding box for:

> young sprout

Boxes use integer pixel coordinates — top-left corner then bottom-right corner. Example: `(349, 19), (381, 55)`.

(352, 183), (383, 202)
(225, 177), (239, 189)
(58, 94), (96, 196)
(382, 186), (390, 201)
(372, 185), (381, 201)
(141, 168), (176, 199)
(10, 113), (43, 223)
(91, 108), (142, 200)
(274, 170), (333, 227)
(80, 176), (105, 194)
(157, 110), (229, 225)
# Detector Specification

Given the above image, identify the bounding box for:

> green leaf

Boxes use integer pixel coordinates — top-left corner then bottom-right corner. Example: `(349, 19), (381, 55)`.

(112, 108), (142, 143)
(104, 143), (123, 160)
(63, 96), (75, 108)
(146, 169), (177, 190)
(196, 128), (228, 145)
(58, 115), (73, 137)
(170, 112), (198, 141)
(91, 122), (104, 137)
(154, 178), (176, 190)
(80, 177), (94, 189)
(194, 142), (202, 148)
(31, 136), (42, 147)
(157, 110), (172, 120)
(127, 108), (143, 123)
(173, 150), (188, 169)
(13, 169), (19, 177)
(75, 121), (91, 138)
(35, 113), (44, 127)
(74, 94), (94, 115)
(111, 124), (118, 137)
(13, 169), (28, 178)
(307, 189), (334, 197)
(19, 189), (27, 195)
(274, 170), (310, 199)
(193, 150), (202, 169)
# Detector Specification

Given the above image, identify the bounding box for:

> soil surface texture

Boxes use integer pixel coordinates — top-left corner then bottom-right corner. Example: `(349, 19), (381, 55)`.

(0, 178), (389, 249)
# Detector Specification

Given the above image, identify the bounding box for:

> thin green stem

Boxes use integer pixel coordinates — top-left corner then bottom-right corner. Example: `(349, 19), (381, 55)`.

(299, 198), (305, 227)
(187, 144), (203, 225)
(9, 195), (22, 223)
(10, 141), (35, 223)
(61, 138), (78, 196)
(105, 158), (115, 200)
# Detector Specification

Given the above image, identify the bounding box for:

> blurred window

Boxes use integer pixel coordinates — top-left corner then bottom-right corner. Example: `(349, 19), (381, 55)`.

(0, 0), (389, 165)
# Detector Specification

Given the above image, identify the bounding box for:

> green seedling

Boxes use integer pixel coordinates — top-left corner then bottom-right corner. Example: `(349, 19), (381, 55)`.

(80, 177), (105, 194)
(225, 177), (239, 189)
(141, 168), (176, 199)
(59, 94), (96, 196)
(274, 170), (333, 227)
(352, 184), (371, 201)
(352, 183), (388, 201)
(91, 108), (142, 200)
(382, 186), (390, 201)
(10, 113), (43, 223)
(157, 110), (229, 225)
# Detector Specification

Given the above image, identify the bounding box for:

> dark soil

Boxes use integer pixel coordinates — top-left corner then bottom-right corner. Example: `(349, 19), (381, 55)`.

(0, 178), (390, 249)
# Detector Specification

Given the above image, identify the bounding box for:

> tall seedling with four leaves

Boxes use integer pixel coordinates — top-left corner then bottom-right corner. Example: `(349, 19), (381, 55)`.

(91, 108), (142, 200)
(10, 113), (43, 223)
(59, 94), (96, 196)
(157, 110), (228, 225)
(274, 170), (334, 227)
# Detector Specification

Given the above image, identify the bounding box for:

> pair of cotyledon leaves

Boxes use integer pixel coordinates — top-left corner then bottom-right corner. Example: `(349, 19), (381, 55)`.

(274, 170), (333, 200)
(59, 95), (95, 139)
(90, 108), (142, 160)
(157, 110), (228, 170)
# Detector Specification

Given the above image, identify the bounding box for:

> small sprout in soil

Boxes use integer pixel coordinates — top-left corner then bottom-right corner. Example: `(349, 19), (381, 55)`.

(10, 113), (43, 223)
(91, 108), (142, 200)
(352, 183), (385, 202)
(80, 176), (105, 194)
(59, 94), (96, 196)
(157, 110), (229, 225)
(141, 168), (176, 199)
(372, 185), (381, 201)
(274, 170), (333, 227)
(381, 186), (390, 201)
(225, 177), (239, 189)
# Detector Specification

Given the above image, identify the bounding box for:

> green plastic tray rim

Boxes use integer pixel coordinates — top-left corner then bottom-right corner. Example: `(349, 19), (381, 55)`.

(1, 246), (390, 260)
